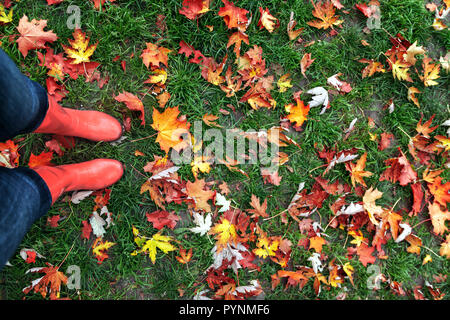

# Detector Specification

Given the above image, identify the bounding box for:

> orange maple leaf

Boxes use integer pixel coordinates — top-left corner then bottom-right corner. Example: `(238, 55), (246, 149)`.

(115, 91), (145, 126)
(179, 0), (210, 20)
(16, 15), (58, 57)
(247, 194), (269, 219)
(257, 7), (279, 33)
(23, 263), (68, 300)
(416, 114), (438, 138)
(428, 176), (450, 207)
(186, 178), (215, 212)
(151, 106), (191, 154)
(309, 236), (327, 253)
(140, 42), (171, 69)
(346, 152), (373, 187)
(284, 98), (310, 128)
(28, 151), (53, 169)
(356, 243), (376, 267)
(176, 248), (193, 264)
(307, 0), (344, 30)
(227, 31), (249, 57)
(358, 58), (386, 78)
(218, 0), (249, 31)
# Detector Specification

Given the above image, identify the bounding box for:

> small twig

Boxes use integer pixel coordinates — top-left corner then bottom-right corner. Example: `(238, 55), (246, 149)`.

(57, 241), (76, 269)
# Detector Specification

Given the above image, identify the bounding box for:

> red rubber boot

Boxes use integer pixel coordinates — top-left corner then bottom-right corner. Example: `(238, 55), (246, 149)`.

(34, 96), (123, 142)
(33, 159), (124, 204)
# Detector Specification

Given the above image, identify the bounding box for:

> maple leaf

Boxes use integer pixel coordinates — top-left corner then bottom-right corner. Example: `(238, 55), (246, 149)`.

(23, 263), (68, 300)
(16, 15), (58, 57)
(62, 29), (98, 64)
(416, 114), (438, 138)
(131, 227), (177, 264)
(190, 211), (212, 236)
(176, 248), (193, 264)
(92, 238), (116, 264)
(428, 202), (450, 235)
(284, 98), (310, 128)
(253, 235), (280, 259)
(418, 56), (440, 86)
(28, 151), (53, 168)
(440, 234), (450, 259)
(179, 0), (210, 20)
(151, 106), (191, 154)
(91, 0), (116, 10)
(277, 73), (293, 93)
(146, 210), (180, 230)
(356, 243), (376, 266)
(300, 53), (315, 77)
(115, 91), (145, 126)
(186, 178), (215, 212)
(0, 139), (20, 168)
(257, 7), (279, 33)
(358, 58), (386, 78)
(363, 187), (384, 225)
(327, 73), (352, 93)
(390, 58), (413, 82)
(140, 42), (171, 68)
(345, 152), (373, 187)
(403, 41), (425, 65)
(0, 5), (13, 24)
(227, 31), (249, 57)
(428, 176), (450, 207)
(379, 148), (417, 186)
(307, 0), (344, 30)
(405, 234), (422, 255)
(407, 87), (421, 108)
(287, 12), (304, 40)
(309, 236), (327, 253)
(209, 217), (242, 251)
(81, 220), (92, 239)
(247, 194), (269, 219)
(218, 0), (249, 32)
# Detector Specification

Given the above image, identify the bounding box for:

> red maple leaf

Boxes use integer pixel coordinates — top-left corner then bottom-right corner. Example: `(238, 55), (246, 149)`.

(146, 210), (180, 230)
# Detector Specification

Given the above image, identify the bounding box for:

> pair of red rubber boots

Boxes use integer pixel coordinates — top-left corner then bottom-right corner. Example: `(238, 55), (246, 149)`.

(32, 97), (124, 204)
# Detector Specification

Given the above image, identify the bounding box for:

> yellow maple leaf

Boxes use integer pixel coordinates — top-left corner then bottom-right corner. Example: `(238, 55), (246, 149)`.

(0, 5), (13, 24)
(277, 73), (293, 93)
(131, 227), (177, 264)
(347, 152), (373, 187)
(151, 106), (191, 154)
(253, 235), (280, 259)
(209, 218), (241, 250)
(419, 56), (440, 86)
(63, 29), (98, 64)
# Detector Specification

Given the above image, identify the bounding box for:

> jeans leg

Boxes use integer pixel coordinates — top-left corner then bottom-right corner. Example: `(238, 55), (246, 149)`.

(0, 48), (49, 142)
(0, 167), (52, 270)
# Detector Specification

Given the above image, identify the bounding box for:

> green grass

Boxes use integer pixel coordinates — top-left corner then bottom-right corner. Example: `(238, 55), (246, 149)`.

(0, 0), (449, 300)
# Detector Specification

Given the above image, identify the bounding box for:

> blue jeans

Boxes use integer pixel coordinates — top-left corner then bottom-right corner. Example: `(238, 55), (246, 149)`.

(0, 48), (52, 270)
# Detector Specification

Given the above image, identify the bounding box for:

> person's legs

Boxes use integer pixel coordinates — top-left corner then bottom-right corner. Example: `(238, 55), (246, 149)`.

(0, 49), (124, 271)
(0, 166), (52, 270)
(0, 48), (123, 143)
(0, 48), (49, 141)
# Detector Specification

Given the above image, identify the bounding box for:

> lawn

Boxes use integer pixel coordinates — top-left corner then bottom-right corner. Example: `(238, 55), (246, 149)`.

(0, 0), (449, 300)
